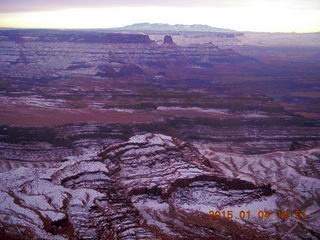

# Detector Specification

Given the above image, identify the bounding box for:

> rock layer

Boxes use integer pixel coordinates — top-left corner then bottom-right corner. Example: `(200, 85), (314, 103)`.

(0, 133), (277, 239)
(0, 29), (258, 80)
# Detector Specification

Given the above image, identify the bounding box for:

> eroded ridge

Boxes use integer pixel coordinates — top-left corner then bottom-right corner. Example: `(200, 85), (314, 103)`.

(198, 144), (320, 239)
(1, 133), (283, 239)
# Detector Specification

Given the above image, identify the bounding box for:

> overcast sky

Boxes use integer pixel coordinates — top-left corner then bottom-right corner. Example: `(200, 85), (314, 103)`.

(0, 0), (319, 32)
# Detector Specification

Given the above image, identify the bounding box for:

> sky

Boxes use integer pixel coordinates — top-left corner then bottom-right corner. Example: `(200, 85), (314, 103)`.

(0, 0), (319, 32)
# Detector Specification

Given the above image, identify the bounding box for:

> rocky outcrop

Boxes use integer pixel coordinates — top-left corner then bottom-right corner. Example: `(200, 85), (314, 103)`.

(163, 35), (175, 45)
(0, 133), (275, 239)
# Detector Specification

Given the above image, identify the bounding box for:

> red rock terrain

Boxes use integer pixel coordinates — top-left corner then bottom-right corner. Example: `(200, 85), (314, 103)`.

(0, 29), (319, 240)
(0, 133), (319, 239)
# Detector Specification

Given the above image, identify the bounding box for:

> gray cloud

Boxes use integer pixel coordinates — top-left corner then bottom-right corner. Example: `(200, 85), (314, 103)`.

(0, 0), (319, 13)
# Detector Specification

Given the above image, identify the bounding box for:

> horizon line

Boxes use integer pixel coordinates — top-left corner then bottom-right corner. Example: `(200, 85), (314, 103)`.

(1, 24), (319, 34)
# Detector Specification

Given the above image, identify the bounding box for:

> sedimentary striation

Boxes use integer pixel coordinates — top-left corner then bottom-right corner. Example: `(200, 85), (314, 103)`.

(0, 133), (319, 239)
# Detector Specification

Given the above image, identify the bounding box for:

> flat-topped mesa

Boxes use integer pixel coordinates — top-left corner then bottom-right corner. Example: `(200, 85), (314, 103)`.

(103, 33), (153, 44)
(0, 30), (154, 44)
(59, 32), (154, 44)
(66, 32), (154, 44)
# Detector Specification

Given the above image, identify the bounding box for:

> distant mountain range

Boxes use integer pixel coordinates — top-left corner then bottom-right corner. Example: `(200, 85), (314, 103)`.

(119, 23), (235, 33)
